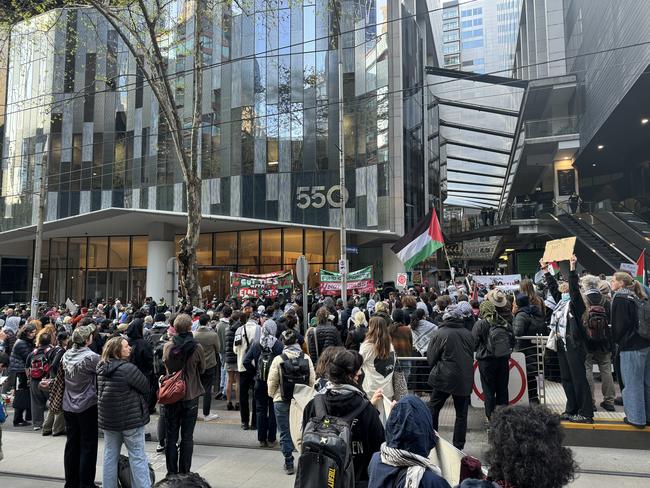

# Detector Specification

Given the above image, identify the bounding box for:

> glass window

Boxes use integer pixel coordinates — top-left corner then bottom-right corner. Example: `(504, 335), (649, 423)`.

(324, 231), (339, 263)
(67, 238), (87, 270)
(197, 234), (213, 266)
(108, 237), (129, 268)
(442, 20), (459, 31)
(305, 229), (323, 263)
(50, 238), (67, 268)
(238, 230), (260, 266)
(87, 237), (108, 269)
(443, 31), (459, 42)
(283, 228), (303, 265)
(68, 269), (85, 304)
(215, 232), (237, 265)
(442, 7), (458, 19)
(86, 269), (108, 301)
(41, 240), (50, 270)
(444, 54), (461, 65)
(107, 270), (128, 302)
(261, 229), (281, 266)
(130, 269), (147, 304)
(131, 236), (148, 267)
(443, 42), (460, 55)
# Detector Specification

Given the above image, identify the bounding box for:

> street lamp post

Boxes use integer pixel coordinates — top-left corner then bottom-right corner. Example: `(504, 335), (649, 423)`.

(338, 8), (347, 308)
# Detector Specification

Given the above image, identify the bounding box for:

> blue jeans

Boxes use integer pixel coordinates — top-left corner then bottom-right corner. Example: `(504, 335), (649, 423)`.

(219, 353), (227, 394)
(103, 426), (151, 488)
(620, 347), (650, 425)
(273, 401), (294, 466)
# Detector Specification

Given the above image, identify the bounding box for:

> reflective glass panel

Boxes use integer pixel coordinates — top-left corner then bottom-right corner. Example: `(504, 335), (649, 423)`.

(131, 236), (148, 267)
(109, 237), (129, 268)
(198, 234), (213, 266)
(238, 230), (260, 266)
(261, 229), (282, 266)
(215, 232), (237, 265)
(305, 229), (323, 263)
(283, 228), (303, 265)
(87, 237), (108, 269)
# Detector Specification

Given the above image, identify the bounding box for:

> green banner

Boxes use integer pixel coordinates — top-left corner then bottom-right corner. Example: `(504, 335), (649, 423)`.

(319, 266), (374, 295)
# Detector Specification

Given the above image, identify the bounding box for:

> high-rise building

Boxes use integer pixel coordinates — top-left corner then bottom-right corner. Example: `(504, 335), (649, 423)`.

(0, 2), (438, 304)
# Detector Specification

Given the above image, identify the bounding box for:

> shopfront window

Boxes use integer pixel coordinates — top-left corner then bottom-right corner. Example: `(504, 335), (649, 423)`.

(261, 228), (281, 266)
(239, 230), (260, 267)
(88, 237), (108, 268)
(198, 233), (213, 265)
(131, 236), (148, 267)
(109, 237), (129, 268)
(283, 228), (303, 265)
(67, 237), (87, 269)
(215, 232), (237, 265)
(305, 229), (323, 263)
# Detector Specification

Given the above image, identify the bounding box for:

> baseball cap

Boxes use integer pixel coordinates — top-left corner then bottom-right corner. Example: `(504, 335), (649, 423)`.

(72, 325), (95, 345)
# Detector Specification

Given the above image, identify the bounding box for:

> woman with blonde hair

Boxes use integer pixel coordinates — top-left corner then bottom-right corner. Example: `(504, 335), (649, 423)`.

(97, 336), (152, 487)
(345, 310), (369, 351)
(611, 271), (650, 428)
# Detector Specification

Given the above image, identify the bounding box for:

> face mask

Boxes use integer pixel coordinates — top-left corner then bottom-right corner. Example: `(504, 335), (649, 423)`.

(561, 292), (571, 302)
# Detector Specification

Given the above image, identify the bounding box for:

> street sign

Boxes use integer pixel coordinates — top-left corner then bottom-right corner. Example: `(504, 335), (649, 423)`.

(345, 245), (359, 254)
(396, 273), (408, 288)
(338, 259), (347, 274)
(296, 255), (309, 284)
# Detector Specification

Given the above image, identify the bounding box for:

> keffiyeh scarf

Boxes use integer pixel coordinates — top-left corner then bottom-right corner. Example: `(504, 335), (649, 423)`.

(380, 442), (441, 487)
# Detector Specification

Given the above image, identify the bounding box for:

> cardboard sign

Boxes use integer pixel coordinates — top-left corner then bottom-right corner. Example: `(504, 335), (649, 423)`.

(542, 237), (576, 263)
(396, 273), (408, 288)
(620, 262), (637, 275)
(411, 270), (423, 284)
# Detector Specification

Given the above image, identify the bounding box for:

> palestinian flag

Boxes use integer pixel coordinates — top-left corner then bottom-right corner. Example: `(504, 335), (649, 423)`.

(392, 210), (445, 270)
(548, 261), (560, 276)
(636, 250), (647, 285)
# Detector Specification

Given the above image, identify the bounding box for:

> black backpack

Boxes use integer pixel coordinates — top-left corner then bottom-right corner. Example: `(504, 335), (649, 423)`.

(153, 341), (167, 376)
(487, 323), (513, 358)
(278, 353), (310, 401)
(258, 346), (274, 382)
(294, 394), (368, 488)
(585, 304), (609, 343)
(117, 454), (155, 487)
(629, 294), (650, 340)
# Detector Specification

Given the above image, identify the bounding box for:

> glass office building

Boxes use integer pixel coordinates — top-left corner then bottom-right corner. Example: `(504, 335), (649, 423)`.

(0, 1), (437, 304)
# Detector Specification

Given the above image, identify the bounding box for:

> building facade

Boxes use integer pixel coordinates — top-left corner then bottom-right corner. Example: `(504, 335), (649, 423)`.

(0, 1), (438, 305)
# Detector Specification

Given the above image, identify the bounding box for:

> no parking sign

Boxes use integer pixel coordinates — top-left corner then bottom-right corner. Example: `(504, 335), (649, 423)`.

(470, 352), (529, 407)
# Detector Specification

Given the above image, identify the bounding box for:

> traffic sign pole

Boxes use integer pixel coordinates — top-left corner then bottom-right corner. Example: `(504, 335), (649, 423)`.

(296, 255), (309, 331)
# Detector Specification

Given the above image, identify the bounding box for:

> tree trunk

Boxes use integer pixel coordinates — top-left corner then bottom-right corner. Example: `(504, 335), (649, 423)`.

(178, 175), (201, 306)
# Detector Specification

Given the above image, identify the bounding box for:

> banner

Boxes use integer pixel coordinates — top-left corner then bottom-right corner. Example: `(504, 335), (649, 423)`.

(319, 266), (375, 295)
(472, 274), (522, 291)
(229, 270), (294, 298)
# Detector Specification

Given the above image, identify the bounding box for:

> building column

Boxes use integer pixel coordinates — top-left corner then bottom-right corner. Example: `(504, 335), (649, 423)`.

(382, 243), (405, 284)
(146, 223), (176, 305)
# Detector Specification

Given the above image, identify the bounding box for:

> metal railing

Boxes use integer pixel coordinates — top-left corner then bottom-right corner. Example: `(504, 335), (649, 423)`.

(525, 116), (579, 139)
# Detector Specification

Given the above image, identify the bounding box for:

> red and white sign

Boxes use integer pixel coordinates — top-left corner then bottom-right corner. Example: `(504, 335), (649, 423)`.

(396, 273), (408, 288)
(470, 352), (529, 408)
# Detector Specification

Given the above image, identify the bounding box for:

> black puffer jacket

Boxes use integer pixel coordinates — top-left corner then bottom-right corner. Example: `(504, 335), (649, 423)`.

(127, 319), (154, 376)
(307, 323), (343, 363)
(225, 319), (240, 366)
(427, 317), (475, 396)
(97, 358), (150, 432)
(513, 305), (546, 351)
(9, 337), (33, 373)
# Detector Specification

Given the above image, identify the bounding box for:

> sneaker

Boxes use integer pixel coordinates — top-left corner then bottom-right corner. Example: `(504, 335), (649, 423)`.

(614, 396), (624, 406)
(623, 417), (645, 429)
(197, 414), (205, 421)
(600, 401), (616, 412)
(13, 421), (31, 427)
(204, 414), (220, 422)
(234, 403), (240, 411)
(284, 463), (295, 475)
(33, 426), (42, 431)
(569, 415), (593, 424)
(52, 431), (65, 437)
(227, 402), (234, 411)
(241, 423), (250, 430)
(258, 441), (268, 448)
(560, 412), (573, 421)
(214, 392), (225, 400)
(251, 423), (257, 430)
(156, 444), (166, 453)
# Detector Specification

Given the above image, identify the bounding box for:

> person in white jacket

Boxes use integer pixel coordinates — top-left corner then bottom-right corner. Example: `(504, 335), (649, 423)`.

(234, 312), (262, 430)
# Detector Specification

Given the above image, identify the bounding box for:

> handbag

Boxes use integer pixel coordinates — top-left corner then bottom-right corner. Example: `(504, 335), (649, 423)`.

(391, 358), (408, 400)
(49, 366), (65, 414)
(157, 369), (186, 404)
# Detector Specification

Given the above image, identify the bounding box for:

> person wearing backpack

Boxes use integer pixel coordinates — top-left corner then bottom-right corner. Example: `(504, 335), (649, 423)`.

(162, 314), (206, 474)
(307, 307), (343, 364)
(243, 319), (284, 447)
(42, 330), (69, 437)
(368, 395), (451, 488)
(298, 349), (384, 488)
(97, 336), (152, 488)
(472, 300), (513, 420)
(267, 329), (315, 475)
(193, 314), (221, 422)
(427, 305), (475, 450)
(26, 331), (53, 431)
(611, 271), (650, 428)
(512, 293), (546, 404)
(235, 311), (262, 430)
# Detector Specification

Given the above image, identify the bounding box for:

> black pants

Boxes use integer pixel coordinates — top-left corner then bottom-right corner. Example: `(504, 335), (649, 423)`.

(558, 339), (594, 418)
(13, 373), (31, 424)
(148, 374), (159, 414)
(164, 397), (199, 474)
(157, 405), (166, 446)
(478, 356), (510, 419)
(254, 380), (276, 443)
(428, 389), (469, 450)
(523, 350), (539, 403)
(239, 371), (256, 427)
(200, 366), (217, 416)
(64, 404), (98, 488)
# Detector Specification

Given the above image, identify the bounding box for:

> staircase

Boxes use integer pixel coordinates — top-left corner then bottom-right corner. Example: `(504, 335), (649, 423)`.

(614, 211), (650, 243)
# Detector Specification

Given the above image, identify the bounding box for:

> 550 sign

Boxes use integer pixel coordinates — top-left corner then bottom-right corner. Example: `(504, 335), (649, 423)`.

(296, 185), (349, 209)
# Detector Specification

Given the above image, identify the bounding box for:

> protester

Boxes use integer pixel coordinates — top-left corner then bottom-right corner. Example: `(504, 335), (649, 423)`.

(224, 311), (241, 411)
(0, 351), (8, 461)
(346, 310), (369, 351)
(611, 271), (650, 427)
(9, 323), (36, 426)
(162, 314), (206, 474)
(486, 290), (513, 325)
(512, 293), (546, 404)
(193, 314), (221, 421)
(42, 330), (69, 436)
(302, 349), (384, 487)
(243, 319), (283, 447)
(313, 345), (346, 391)
(473, 301), (513, 420)
(410, 308), (437, 357)
(368, 395), (451, 488)
(427, 304), (474, 449)
(62, 325), (101, 488)
(26, 331), (53, 430)
(460, 405), (576, 488)
(97, 336), (152, 488)
(235, 311), (261, 430)
(306, 306), (343, 364)
(268, 329), (316, 475)
(214, 306), (231, 400)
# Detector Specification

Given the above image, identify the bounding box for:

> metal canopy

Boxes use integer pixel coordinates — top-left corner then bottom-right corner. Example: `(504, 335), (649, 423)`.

(429, 67), (527, 209)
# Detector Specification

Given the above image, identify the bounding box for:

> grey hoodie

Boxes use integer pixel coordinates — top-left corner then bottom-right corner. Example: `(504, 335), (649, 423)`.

(63, 346), (100, 413)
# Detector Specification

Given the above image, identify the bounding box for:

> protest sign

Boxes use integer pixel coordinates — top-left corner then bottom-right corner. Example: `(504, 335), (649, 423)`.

(542, 237), (576, 263)
(229, 270), (293, 298)
(319, 266), (375, 295)
(472, 274), (522, 291)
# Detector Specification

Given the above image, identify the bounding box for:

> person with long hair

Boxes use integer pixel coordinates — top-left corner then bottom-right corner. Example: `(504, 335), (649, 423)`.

(302, 349), (385, 488)
(346, 310), (369, 352)
(513, 278), (546, 316)
(611, 271), (650, 427)
(306, 306), (342, 364)
(26, 331), (53, 430)
(224, 311), (242, 411)
(97, 336), (152, 488)
(42, 330), (69, 436)
(9, 323), (36, 426)
(410, 309), (437, 357)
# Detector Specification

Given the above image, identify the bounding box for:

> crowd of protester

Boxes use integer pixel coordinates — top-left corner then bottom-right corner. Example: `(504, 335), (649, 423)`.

(0, 254), (648, 487)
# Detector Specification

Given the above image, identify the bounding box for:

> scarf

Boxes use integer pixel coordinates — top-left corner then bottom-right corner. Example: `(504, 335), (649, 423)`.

(171, 332), (197, 361)
(63, 347), (97, 376)
(479, 301), (505, 326)
(379, 442), (442, 487)
(260, 320), (278, 350)
(283, 343), (303, 355)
